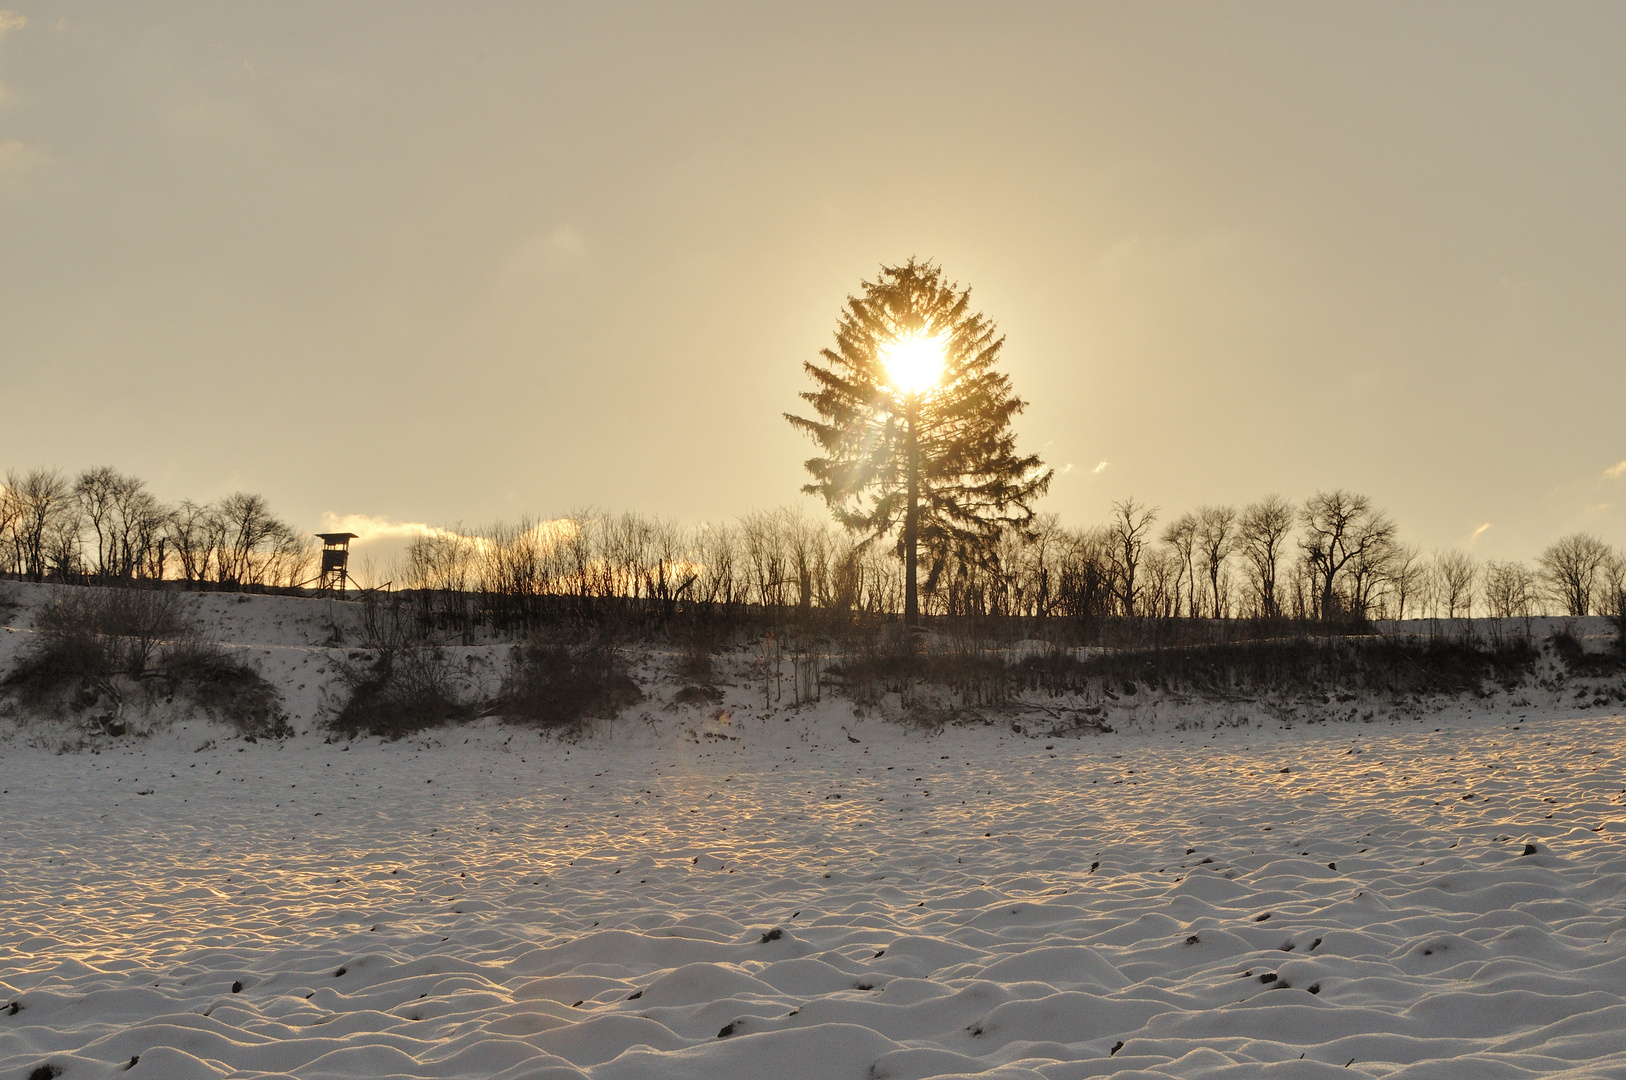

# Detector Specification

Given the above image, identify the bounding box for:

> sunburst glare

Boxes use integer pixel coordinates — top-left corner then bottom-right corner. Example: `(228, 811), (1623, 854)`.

(880, 331), (946, 397)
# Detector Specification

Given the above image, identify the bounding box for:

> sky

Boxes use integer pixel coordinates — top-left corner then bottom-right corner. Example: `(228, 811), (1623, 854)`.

(2, 3), (1625, 566)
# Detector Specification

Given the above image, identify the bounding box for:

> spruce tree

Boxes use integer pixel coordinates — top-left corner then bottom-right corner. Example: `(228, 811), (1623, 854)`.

(786, 259), (1051, 623)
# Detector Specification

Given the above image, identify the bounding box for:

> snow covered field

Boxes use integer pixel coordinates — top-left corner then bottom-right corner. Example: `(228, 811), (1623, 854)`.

(4, 702), (1625, 1080)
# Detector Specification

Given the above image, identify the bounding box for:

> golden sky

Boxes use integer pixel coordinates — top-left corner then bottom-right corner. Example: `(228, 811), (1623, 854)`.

(2, 4), (1624, 560)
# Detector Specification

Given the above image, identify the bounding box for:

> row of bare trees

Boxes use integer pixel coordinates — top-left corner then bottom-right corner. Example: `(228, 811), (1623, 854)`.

(390, 490), (1624, 639)
(8, 464), (1620, 627)
(1095, 491), (1624, 622)
(396, 487), (1626, 634)
(0, 467), (311, 588)
(399, 509), (912, 636)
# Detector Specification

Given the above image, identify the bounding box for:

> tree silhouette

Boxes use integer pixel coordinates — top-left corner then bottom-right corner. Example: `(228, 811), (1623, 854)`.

(787, 260), (1050, 624)
(1299, 490), (1395, 620)
(1538, 532), (1612, 616)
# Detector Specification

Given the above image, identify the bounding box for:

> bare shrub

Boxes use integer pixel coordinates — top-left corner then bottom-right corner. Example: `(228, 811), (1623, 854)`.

(1081, 637), (1536, 699)
(3, 586), (287, 737)
(161, 639), (292, 739)
(676, 627), (718, 683)
(33, 587), (190, 674)
(329, 645), (472, 739)
(496, 633), (641, 730)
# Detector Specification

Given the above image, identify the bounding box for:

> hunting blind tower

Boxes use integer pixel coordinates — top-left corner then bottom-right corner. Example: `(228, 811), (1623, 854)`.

(315, 532), (358, 593)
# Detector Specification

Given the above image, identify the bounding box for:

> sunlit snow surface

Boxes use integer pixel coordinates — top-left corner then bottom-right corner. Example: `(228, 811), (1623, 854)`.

(4, 715), (1626, 1080)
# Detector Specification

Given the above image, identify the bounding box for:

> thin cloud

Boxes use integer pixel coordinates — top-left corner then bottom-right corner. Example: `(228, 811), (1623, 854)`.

(319, 512), (463, 545)
(0, 13), (30, 113)
(1468, 522), (1492, 545)
(319, 512), (579, 550)
(0, 140), (51, 175)
(1092, 461), (1109, 474)
(1060, 463), (1074, 475)
(1604, 460), (1626, 480)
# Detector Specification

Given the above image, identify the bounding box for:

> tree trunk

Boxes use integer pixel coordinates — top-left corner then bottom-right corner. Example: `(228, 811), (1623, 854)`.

(904, 400), (920, 625)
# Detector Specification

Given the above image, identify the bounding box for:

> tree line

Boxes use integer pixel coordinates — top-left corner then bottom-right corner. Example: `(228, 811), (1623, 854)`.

(1092, 492), (1624, 623)
(394, 490), (1625, 638)
(0, 467), (310, 587)
(6, 464), (1623, 630)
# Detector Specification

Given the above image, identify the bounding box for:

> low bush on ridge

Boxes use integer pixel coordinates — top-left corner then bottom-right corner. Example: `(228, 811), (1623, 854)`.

(1073, 636), (1542, 699)
(827, 634), (1547, 709)
(326, 631), (640, 739)
(2, 587), (290, 738)
(1548, 629), (1626, 678)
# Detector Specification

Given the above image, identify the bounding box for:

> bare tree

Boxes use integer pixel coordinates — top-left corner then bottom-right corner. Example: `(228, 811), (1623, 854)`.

(0, 478), (21, 576)
(1022, 514), (1070, 618)
(74, 467), (168, 581)
(601, 512), (650, 600)
(1139, 546), (1181, 619)
(214, 492), (298, 587)
(982, 531), (1022, 616)
(1284, 555), (1312, 620)
(262, 530), (315, 588)
(1159, 512), (1198, 618)
(1345, 536), (1400, 619)
(739, 509), (791, 609)
(1386, 544), (1426, 620)
(109, 478), (166, 579)
(169, 500), (220, 582)
(1600, 551), (1626, 619)
(1299, 490), (1396, 620)
(823, 538), (864, 613)
(1195, 504), (1238, 619)
(646, 515), (699, 615)
(1483, 560), (1538, 619)
(777, 507), (828, 615)
(1432, 549), (1477, 618)
(1236, 495), (1293, 618)
(1055, 525), (1113, 623)
(1105, 498), (1158, 617)
(43, 512), (84, 581)
(7, 468), (75, 581)
(692, 522), (741, 607)
(1537, 533), (1612, 616)
(75, 466), (122, 578)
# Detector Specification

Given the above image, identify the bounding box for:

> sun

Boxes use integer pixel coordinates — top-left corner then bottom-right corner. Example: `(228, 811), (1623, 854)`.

(880, 331), (946, 397)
